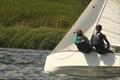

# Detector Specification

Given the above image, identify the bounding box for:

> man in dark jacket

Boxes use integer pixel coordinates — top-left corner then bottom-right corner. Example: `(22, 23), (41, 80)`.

(91, 24), (112, 54)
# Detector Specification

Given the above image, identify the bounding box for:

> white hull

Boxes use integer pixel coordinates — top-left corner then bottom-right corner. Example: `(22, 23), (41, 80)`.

(44, 51), (120, 76)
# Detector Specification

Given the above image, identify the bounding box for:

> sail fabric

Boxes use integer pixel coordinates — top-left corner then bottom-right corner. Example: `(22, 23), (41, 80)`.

(98, 0), (120, 47)
(52, 0), (120, 53)
(52, 0), (107, 53)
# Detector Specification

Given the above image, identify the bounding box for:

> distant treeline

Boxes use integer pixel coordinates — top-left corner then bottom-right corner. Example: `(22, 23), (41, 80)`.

(0, 0), (91, 50)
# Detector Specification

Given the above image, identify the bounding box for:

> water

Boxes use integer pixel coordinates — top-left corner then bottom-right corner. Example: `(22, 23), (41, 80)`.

(0, 48), (119, 80)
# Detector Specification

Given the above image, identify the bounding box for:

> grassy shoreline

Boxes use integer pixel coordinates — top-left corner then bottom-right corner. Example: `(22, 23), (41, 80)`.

(0, 26), (68, 50)
(0, 0), (91, 50)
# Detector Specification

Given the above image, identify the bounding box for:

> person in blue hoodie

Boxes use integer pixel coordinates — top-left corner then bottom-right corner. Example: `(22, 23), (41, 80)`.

(74, 29), (92, 53)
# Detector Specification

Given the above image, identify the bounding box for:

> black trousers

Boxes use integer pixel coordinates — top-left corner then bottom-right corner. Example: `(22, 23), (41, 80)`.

(76, 43), (92, 53)
(95, 45), (113, 54)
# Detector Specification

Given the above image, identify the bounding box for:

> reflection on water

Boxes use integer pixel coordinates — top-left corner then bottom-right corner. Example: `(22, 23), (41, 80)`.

(0, 48), (119, 80)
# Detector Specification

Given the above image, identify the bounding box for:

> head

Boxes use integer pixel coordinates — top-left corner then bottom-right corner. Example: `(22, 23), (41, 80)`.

(96, 24), (102, 32)
(76, 29), (83, 36)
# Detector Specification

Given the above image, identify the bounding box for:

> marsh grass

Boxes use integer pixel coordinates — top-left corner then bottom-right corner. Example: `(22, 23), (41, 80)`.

(0, 0), (91, 50)
(0, 0), (91, 27)
(0, 26), (68, 50)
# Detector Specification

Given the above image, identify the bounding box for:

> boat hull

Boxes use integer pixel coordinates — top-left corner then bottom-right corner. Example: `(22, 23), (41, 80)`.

(44, 51), (120, 77)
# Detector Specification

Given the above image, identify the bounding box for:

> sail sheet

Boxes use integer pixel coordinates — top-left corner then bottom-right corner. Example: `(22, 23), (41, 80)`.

(52, 0), (120, 53)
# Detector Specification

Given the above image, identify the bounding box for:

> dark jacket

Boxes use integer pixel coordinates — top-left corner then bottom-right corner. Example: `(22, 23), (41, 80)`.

(91, 32), (110, 48)
(91, 32), (110, 54)
(74, 35), (92, 53)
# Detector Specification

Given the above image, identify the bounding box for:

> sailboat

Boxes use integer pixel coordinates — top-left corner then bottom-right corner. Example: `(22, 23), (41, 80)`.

(44, 0), (120, 77)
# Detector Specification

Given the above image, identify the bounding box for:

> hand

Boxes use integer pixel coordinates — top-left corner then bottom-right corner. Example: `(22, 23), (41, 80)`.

(105, 45), (110, 49)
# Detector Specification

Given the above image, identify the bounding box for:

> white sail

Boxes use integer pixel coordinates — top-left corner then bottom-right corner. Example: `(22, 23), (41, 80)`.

(52, 0), (108, 53)
(98, 0), (120, 47)
(44, 0), (120, 76)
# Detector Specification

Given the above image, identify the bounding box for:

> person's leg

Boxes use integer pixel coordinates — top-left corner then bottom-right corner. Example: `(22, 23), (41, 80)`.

(96, 49), (105, 54)
(76, 43), (90, 54)
(104, 48), (113, 53)
(95, 46), (105, 54)
(76, 44), (84, 51)
(85, 44), (92, 53)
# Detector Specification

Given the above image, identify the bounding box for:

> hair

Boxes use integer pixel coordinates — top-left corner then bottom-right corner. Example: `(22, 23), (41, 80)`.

(76, 29), (83, 36)
(96, 24), (102, 31)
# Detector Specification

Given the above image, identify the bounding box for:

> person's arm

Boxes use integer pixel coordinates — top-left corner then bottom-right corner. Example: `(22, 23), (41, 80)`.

(74, 37), (78, 45)
(103, 35), (110, 49)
